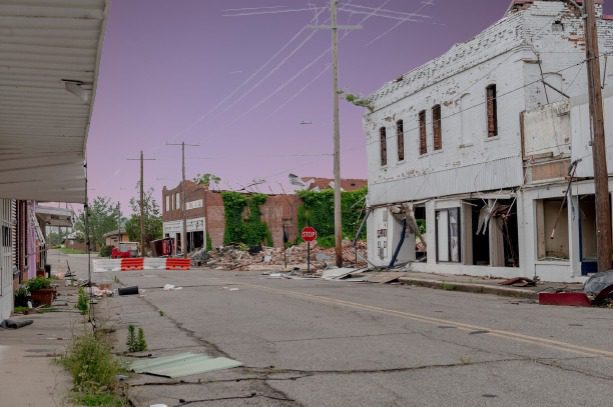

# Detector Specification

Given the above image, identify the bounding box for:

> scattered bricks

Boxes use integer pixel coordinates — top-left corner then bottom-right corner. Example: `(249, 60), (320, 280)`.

(204, 240), (368, 271)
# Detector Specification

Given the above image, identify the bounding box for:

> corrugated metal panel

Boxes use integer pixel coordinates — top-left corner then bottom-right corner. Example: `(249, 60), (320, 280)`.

(368, 155), (524, 206)
(130, 353), (243, 378)
(0, 0), (108, 203)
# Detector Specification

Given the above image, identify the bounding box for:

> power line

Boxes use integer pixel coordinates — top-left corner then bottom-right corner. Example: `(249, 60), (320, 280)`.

(360, 53), (604, 150)
(168, 6), (329, 142)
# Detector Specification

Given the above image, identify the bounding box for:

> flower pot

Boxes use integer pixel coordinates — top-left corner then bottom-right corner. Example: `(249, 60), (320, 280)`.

(30, 288), (56, 306)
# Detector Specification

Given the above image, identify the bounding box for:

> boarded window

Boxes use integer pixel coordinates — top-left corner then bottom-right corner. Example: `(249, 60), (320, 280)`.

(379, 127), (387, 166)
(432, 104), (442, 150)
(419, 110), (427, 155)
(396, 120), (405, 161)
(486, 84), (498, 137)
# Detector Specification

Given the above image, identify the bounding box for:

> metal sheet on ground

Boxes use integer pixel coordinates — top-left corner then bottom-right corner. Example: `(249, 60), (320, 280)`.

(130, 353), (242, 378)
(364, 272), (409, 284)
(322, 268), (359, 280)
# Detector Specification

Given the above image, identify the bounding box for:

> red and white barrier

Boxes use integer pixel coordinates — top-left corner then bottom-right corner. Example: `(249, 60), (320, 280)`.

(166, 258), (191, 271)
(93, 259), (121, 273)
(94, 258), (192, 272)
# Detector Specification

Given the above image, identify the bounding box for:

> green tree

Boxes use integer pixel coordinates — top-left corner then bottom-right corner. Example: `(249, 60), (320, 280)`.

(124, 187), (162, 247)
(74, 196), (120, 250)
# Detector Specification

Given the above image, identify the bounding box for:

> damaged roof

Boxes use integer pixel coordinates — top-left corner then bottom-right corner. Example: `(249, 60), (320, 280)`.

(0, 0), (108, 203)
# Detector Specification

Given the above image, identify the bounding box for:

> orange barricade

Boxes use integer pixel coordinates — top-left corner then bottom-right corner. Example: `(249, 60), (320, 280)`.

(166, 258), (191, 271)
(121, 258), (144, 271)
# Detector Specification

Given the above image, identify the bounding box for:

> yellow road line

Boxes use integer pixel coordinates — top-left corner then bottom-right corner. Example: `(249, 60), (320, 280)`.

(237, 282), (612, 359)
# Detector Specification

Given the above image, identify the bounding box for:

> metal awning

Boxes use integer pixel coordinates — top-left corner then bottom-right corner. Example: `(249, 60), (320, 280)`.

(0, 0), (108, 203)
(35, 205), (74, 227)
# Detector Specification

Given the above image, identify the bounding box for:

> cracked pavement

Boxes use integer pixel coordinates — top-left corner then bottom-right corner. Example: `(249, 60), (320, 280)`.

(76, 260), (613, 406)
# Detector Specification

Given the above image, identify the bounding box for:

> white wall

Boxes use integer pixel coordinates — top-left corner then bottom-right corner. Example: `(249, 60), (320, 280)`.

(0, 199), (14, 321)
(571, 87), (613, 177)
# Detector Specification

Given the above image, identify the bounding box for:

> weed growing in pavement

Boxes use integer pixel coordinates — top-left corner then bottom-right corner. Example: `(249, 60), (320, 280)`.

(61, 330), (124, 404)
(441, 283), (456, 291)
(127, 325), (147, 352)
(13, 306), (30, 314)
(72, 392), (126, 406)
(76, 287), (90, 315)
(137, 327), (147, 352)
(113, 275), (119, 284)
(159, 310), (165, 317)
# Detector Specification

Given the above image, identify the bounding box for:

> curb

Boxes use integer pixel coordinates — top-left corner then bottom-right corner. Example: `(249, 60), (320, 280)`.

(398, 277), (538, 300)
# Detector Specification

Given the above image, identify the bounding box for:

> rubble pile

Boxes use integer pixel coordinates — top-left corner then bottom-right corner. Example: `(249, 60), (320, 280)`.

(204, 240), (367, 271)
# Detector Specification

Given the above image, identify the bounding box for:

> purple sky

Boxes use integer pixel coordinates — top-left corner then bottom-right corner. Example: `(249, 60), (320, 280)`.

(88, 0), (613, 212)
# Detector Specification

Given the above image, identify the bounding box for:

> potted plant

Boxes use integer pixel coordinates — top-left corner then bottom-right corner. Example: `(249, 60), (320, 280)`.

(14, 286), (30, 307)
(26, 277), (56, 306)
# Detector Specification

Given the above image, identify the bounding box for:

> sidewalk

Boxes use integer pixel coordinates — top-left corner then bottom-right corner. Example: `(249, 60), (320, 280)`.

(390, 271), (584, 300)
(0, 283), (83, 407)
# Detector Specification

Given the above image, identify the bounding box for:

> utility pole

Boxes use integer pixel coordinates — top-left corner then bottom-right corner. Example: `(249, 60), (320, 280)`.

(309, 0), (361, 267)
(584, 0), (612, 272)
(116, 202), (121, 247)
(167, 142), (200, 258)
(127, 151), (156, 256)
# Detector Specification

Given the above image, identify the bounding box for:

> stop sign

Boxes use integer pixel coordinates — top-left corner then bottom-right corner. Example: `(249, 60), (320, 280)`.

(301, 226), (317, 242)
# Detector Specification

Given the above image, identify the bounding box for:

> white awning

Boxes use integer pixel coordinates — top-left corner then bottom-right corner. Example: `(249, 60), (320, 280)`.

(35, 205), (74, 227)
(0, 0), (108, 203)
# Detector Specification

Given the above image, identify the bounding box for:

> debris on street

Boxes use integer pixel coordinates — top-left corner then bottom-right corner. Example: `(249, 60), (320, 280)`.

(0, 319), (34, 329)
(130, 352), (242, 378)
(118, 286), (139, 296)
(584, 271), (613, 304)
(204, 240), (367, 271)
(498, 277), (538, 287)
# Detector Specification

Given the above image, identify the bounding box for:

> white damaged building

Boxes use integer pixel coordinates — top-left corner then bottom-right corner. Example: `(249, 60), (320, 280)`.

(364, 0), (613, 282)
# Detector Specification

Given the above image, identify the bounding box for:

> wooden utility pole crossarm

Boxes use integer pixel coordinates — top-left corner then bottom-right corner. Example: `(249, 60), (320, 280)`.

(127, 151), (156, 256)
(584, 0), (612, 272)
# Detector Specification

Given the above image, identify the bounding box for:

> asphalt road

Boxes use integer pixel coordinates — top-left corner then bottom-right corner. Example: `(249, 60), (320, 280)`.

(49, 252), (613, 406)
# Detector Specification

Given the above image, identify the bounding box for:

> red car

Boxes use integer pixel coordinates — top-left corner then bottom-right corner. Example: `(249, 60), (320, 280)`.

(111, 242), (140, 258)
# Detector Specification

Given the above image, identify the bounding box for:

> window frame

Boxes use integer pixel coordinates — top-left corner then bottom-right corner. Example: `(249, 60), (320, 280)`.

(432, 104), (442, 150)
(396, 120), (405, 161)
(379, 127), (388, 167)
(486, 84), (498, 138)
(419, 110), (427, 155)
(435, 207), (461, 263)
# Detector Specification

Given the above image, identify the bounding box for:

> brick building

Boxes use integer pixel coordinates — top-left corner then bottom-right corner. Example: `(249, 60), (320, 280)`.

(364, 0), (613, 282)
(162, 181), (301, 253)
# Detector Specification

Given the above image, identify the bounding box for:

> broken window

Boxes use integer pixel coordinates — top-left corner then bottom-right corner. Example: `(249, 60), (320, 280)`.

(414, 205), (427, 262)
(419, 110), (427, 155)
(432, 104), (442, 150)
(436, 208), (461, 263)
(579, 195), (597, 264)
(552, 20), (564, 32)
(486, 84), (498, 138)
(536, 198), (569, 260)
(466, 199), (519, 267)
(379, 127), (387, 166)
(396, 120), (405, 161)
